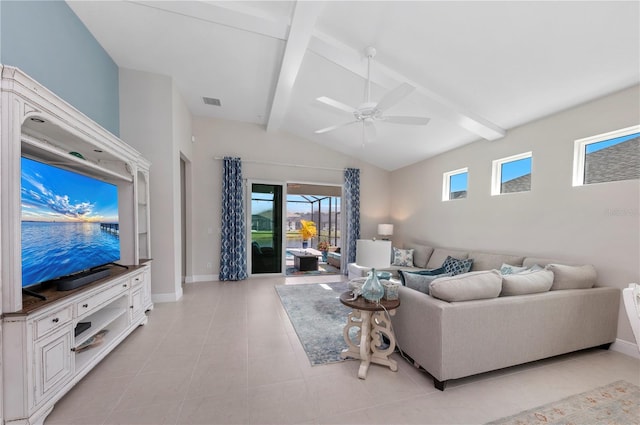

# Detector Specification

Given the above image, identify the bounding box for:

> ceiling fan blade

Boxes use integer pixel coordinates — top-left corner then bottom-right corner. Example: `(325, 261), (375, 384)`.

(314, 121), (359, 134)
(383, 115), (431, 125)
(316, 96), (357, 114)
(375, 83), (415, 112)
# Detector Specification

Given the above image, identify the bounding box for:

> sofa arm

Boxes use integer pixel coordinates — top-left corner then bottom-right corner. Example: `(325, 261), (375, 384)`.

(391, 286), (450, 379)
(348, 263), (370, 279)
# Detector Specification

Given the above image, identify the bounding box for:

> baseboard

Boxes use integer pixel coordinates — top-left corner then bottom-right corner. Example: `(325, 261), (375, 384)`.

(186, 274), (218, 283)
(151, 287), (183, 303)
(610, 338), (640, 359)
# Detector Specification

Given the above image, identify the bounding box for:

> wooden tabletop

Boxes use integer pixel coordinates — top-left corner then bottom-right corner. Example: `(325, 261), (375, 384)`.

(9, 264), (145, 316)
(339, 291), (400, 311)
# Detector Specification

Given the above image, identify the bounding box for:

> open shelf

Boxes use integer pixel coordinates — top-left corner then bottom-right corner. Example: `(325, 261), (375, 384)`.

(74, 312), (129, 371)
(74, 305), (128, 348)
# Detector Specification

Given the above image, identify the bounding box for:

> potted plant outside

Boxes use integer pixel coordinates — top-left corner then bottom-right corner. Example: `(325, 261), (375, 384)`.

(317, 240), (329, 262)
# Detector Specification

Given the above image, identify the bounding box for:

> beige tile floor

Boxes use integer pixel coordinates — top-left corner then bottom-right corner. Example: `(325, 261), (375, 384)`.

(46, 275), (640, 425)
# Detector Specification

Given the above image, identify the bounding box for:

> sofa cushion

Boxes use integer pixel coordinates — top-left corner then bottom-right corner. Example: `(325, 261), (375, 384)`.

(500, 263), (528, 275)
(469, 252), (525, 272)
(546, 264), (597, 290)
(405, 243), (434, 268)
(501, 270), (554, 296)
(392, 247), (414, 266)
(403, 272), (452, 294)
(430, 270), (502, 302)
(522, 257), (561, 268)
(427, 248), (469, 269)
(442, 256), (473, 276)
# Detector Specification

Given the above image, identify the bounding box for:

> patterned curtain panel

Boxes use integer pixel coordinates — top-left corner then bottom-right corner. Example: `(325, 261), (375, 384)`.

(219, 157), (248, 281)
(342, 167), (361, 274)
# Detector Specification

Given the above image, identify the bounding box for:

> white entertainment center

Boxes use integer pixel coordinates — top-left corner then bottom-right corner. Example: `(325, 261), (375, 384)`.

(1, 66), (153, 425)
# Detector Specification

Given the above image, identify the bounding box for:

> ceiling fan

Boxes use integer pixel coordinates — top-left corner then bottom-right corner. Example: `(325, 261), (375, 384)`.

(314, 46), (430, 143)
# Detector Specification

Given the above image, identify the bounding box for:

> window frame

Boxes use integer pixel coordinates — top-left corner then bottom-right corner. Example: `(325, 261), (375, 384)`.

(572, 125), (640, 187)
(442, 167), (468, 201)
(491, 151), (532, 196)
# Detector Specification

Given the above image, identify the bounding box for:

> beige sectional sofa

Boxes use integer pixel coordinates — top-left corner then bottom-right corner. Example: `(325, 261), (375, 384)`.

(348, 244), (620, 390)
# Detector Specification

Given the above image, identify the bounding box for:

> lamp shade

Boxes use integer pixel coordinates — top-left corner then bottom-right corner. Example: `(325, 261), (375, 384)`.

(356, 239), (391, 269)
(377, 224), (394, 236)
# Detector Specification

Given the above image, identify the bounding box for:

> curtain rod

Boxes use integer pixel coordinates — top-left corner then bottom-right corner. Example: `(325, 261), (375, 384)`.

(213, 156), (346, 172)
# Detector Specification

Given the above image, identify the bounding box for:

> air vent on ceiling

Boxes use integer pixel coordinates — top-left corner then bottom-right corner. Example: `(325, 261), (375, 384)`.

(203, 97), (221, 106)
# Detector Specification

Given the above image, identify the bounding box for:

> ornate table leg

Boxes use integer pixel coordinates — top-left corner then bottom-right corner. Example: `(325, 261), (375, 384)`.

(370, 309), (398, 372)
(340, 309), (362, 360)
(357, 310), (373, 379)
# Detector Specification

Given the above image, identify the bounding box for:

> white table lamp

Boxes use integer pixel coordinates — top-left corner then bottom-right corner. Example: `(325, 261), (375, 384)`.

(356, 239), (392, 303)
(377, 224), (394, 240)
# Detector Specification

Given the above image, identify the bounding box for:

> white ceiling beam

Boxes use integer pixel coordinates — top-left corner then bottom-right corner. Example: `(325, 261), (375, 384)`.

(129, 0), (289, 40)
(266, 1), (324, 132)
(309, 32), (506, 141)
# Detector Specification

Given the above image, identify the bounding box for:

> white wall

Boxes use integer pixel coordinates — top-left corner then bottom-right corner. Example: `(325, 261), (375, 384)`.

(390, 84), (640, 344)
(119, 68), (190, 302)
(190, 117), (391, 280)
(173, 82), (194, 283)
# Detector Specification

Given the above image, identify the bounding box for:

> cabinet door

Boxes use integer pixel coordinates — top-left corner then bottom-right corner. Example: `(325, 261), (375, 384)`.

(130, 287), (144, 322)
(140, 267), (153, 311)
(34, 326), (74, 406)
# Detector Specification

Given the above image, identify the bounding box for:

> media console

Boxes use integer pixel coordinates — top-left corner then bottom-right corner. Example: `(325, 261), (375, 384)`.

(1, 66), (153, 425)
(3, 263), (153, 425)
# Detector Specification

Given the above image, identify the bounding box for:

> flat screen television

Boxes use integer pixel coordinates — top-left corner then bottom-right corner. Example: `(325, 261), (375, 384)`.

(21, 156), (120, 289)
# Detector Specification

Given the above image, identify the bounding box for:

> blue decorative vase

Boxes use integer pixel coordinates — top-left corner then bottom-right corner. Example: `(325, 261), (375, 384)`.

(302, 240), (308, 249)
(362, 268), (384, 303)
(322, 251), (328, 262)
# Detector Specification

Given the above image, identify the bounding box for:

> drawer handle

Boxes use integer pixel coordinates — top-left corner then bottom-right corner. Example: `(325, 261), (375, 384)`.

(123, 284), (128, 288)
(52, 318), (59, 323)
(82, 303), (89, 308)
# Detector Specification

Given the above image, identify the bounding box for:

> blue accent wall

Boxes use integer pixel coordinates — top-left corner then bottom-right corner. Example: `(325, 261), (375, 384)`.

(1, 1), (119, 136)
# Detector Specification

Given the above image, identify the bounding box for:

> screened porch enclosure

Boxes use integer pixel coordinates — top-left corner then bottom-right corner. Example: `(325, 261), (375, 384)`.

(286, 183), (342, 251)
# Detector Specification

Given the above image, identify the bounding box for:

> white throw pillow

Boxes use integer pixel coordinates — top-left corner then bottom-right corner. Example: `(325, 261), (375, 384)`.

(392, 247), (414, 267)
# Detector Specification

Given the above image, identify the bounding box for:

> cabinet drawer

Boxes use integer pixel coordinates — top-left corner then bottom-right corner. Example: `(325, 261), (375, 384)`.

(130, 271), (146, 288)
(76, 280), (129, 317)
(34, 306), (73, 340)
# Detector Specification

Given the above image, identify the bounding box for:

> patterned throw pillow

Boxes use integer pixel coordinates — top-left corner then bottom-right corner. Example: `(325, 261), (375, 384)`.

(500, 263), (528, 275)
(442, 255), (473, 276)
(392, 247), (414, 267)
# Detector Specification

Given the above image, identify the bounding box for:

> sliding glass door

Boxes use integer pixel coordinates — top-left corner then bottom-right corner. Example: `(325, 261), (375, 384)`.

(250, 183), (283, 274)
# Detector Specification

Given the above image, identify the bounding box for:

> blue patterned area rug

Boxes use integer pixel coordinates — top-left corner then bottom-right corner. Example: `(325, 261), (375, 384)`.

(486, 380), (639, 425)
(276, 282), (353, 366)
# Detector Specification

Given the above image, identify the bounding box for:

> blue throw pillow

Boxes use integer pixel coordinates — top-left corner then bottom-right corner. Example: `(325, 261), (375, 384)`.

(442, 256), (473, 276)
(403, 272), (453, 294)
(410, 266), (447, 276)
(398, 267), (446, 285)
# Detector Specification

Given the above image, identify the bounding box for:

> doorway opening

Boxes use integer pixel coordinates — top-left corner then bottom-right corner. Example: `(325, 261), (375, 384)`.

(286, 183), (341, 276)
(250, 183), (283, 274)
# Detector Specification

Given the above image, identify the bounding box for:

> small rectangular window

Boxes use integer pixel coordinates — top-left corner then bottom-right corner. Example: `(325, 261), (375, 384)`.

(442, 168), (468, 201)
(573, 125), (640, 186)
(491, 152), (532, 196)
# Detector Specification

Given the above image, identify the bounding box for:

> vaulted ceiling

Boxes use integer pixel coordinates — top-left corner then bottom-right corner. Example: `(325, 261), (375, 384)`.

(67, 1), (640, 171)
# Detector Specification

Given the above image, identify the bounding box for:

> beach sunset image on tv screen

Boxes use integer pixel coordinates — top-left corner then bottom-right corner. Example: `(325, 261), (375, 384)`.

(21, 156), (120, 287)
